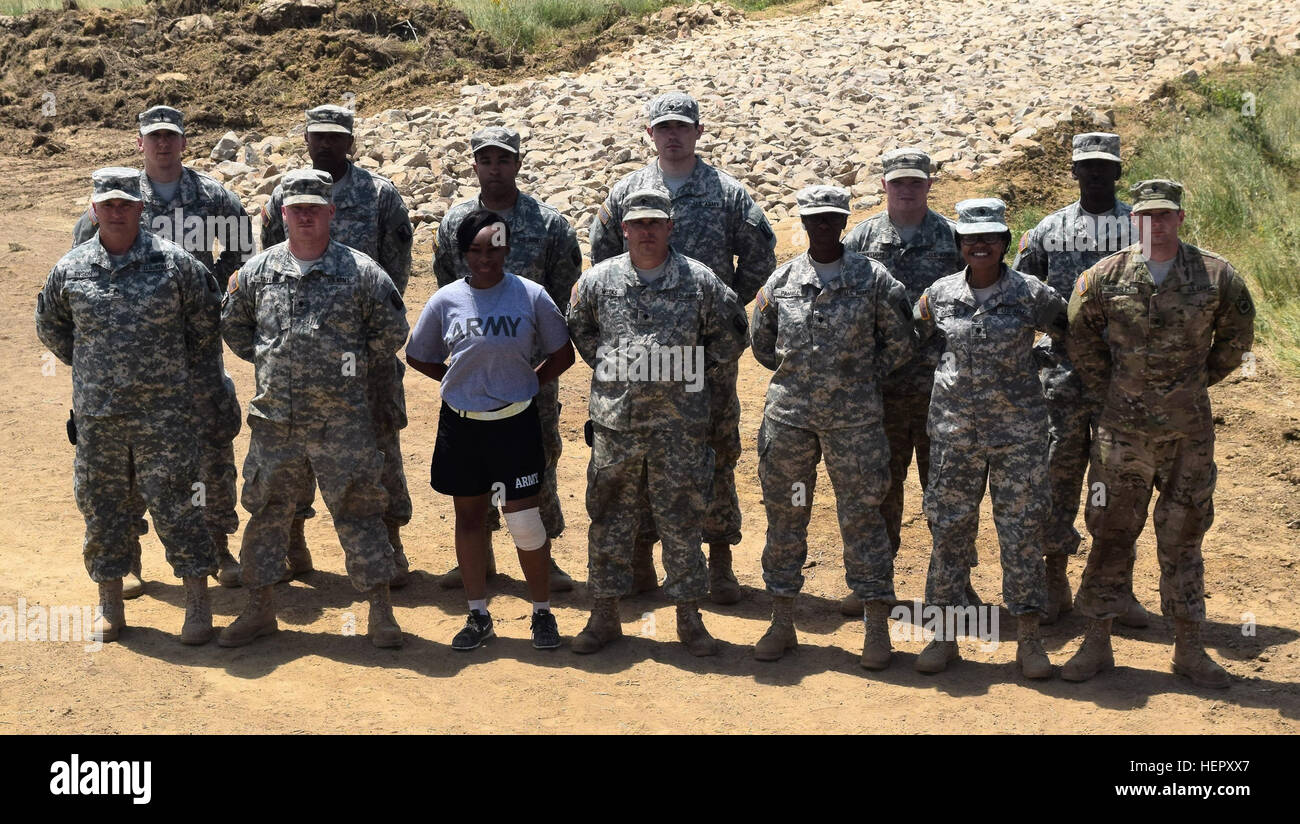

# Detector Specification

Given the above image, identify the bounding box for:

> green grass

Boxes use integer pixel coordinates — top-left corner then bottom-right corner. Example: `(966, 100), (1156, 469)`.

(1126, 61), (1300, 369)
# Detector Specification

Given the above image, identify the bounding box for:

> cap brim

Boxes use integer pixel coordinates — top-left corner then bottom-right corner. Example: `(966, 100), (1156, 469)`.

(798, 206), (851, 216)
(282, 195), (331, 206)
(1072, 150), (1121, 163)
(139, 123), (183, 135)
(883, 168), (929, 181)
(649, 114), (697, 127)
(623, 208), (670, 221)
(1131, 200), (1181, 213)
(306, 124), (352, 135)
(954, 222), (1008, 234)
(471, 140), (520, 156)
(91, 190), (142, 203)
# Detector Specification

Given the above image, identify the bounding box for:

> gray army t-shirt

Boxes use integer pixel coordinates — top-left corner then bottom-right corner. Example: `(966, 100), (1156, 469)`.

(407, 272), (571, 411)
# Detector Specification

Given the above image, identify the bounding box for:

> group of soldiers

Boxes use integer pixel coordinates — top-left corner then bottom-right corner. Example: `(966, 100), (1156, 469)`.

(35, 90), (1254, 688)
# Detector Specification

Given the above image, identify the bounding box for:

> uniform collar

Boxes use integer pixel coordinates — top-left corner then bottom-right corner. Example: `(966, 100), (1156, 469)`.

(619, 248), (686, 291)
(649, 156), (713, 197)
(788, 253), (849, 290)
(954, 263), (1026, 308)
(877, 209), (948, 248)
(140, 167), (198, 209)
(91, 230), (152, 270)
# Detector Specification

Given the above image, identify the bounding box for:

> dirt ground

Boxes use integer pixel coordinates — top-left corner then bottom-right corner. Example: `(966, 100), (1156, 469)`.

(1, 139), (1298, 734)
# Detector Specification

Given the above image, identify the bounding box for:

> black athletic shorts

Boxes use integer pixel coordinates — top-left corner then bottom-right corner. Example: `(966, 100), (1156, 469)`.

(430, 400), (545, 500)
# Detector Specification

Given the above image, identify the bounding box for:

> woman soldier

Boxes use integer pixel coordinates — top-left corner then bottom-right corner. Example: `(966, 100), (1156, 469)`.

(913, 198), (1067, 678)
(749, 185), (915, 668)
(407, 210), (575, 651)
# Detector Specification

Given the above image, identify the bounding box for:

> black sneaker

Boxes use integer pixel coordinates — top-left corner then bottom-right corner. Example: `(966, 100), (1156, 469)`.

(531, 609), (561, 650)
(451, 610), (494, 651)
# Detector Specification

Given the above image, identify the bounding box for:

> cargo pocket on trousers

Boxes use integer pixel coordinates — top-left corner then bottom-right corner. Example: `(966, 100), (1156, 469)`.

(240, 466), (267, 514)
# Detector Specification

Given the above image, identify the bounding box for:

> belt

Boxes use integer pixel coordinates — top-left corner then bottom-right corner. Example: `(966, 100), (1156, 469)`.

(445, 399), (530, 421)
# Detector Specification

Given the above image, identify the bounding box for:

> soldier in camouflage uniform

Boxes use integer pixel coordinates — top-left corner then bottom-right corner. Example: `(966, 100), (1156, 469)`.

(913, 199), (1066, 679)
(72, 106), (249, 596)
(567, 189), (749, 656)
(840, 148), (963, 615)
(1063, 180), (1254, 689)
(432, 125), (582, 593)
(37, 168), (221, 645)
(221, 169), (409, 649)
(261, 105), (414, 587)
(588, 91), (776, 603)
(749, 185), (915, 668)
(1013, 132), (1148, 627)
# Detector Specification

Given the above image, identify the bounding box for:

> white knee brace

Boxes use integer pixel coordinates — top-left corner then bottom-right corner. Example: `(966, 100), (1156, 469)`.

(504, 508), (548, 551)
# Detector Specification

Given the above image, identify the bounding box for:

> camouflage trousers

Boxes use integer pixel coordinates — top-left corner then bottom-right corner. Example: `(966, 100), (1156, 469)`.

(758, 416), (894, 601)
(293, 421), (411, 529)
(923, 437), (1049, 616)
(586, 423), (714, 602)
(636, 358), (742, 546)
(1075, 426), (1214, 621)
(126, 438), (238, 542)
(241, 418), (396, 591)
(74, 411), (216, 581)
(880, 385), (932, 555)
(485, 378), (566, 538)
(1039, 351), (1100, 559)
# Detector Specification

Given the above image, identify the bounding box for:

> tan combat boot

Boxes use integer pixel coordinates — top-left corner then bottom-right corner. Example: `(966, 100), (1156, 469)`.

(676, 601), (721, 657)
(548, 558), (575, 593)
(753, 595), (797, 661)
(367, 583), (403, 648)
(121, 541), (144, 600)
(839, 593), (864, 616)
(1016, 613), (1052, 679)
(92, 579), (126, 642)
(1061, 618), (1114, 682)
(1116, 593), (1151, 628)
(571, 597), (622, 654)
(861, 600), (893, 670)
(213, 532), (242, 588)
(388, 524), (410, 589)
(915, 636), (960, 673)
(631, 541), (659, 594)
(438, 526), (496, 589)
(179, 576), (214, 645)
(218, 586), (277, 647)
(707, 545), (742, 605)
(1042, 554), (1071, 625)
(279, 517), (313, 583)
(1172, 618), (1231, 689)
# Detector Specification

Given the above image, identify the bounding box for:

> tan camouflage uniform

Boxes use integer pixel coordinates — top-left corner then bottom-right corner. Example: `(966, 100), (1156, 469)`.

(843, 208), (961, 553)
(37, 225), (220, 581)
(1068, 240), (1254, 620)
(589, 156), (775, 546)
(221, 239), (408, 590)
(435, 192), (582, 537)
(917, 230), (1068, 615)
(262, 157), (414, 531)
(751, 250), (915, 599)
(567, 249), (748, 601)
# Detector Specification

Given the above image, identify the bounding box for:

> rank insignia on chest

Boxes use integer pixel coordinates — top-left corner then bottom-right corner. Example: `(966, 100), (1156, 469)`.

(971, 322), (987, 339)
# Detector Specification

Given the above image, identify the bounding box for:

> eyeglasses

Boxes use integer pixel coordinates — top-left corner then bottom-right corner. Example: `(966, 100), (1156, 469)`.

(959, 233), (1001, 245)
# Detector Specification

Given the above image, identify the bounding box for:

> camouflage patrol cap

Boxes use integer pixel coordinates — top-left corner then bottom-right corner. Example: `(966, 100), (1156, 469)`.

(305, 104), (354, 135)
(647, 92), (700, 127)
(470, 125), (521, 156)
(953, 198), (1008, 234)
(138, 105), (184, 136)
(622, 188), (673, 221)
(796, 184), (851, 216)
(281, 169), (334, 206)
(90, 167), (142, 203)
(1130, 179), (1184, 213)
(882, 148), (932, 181)
(1072, 132), (1121, 163)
